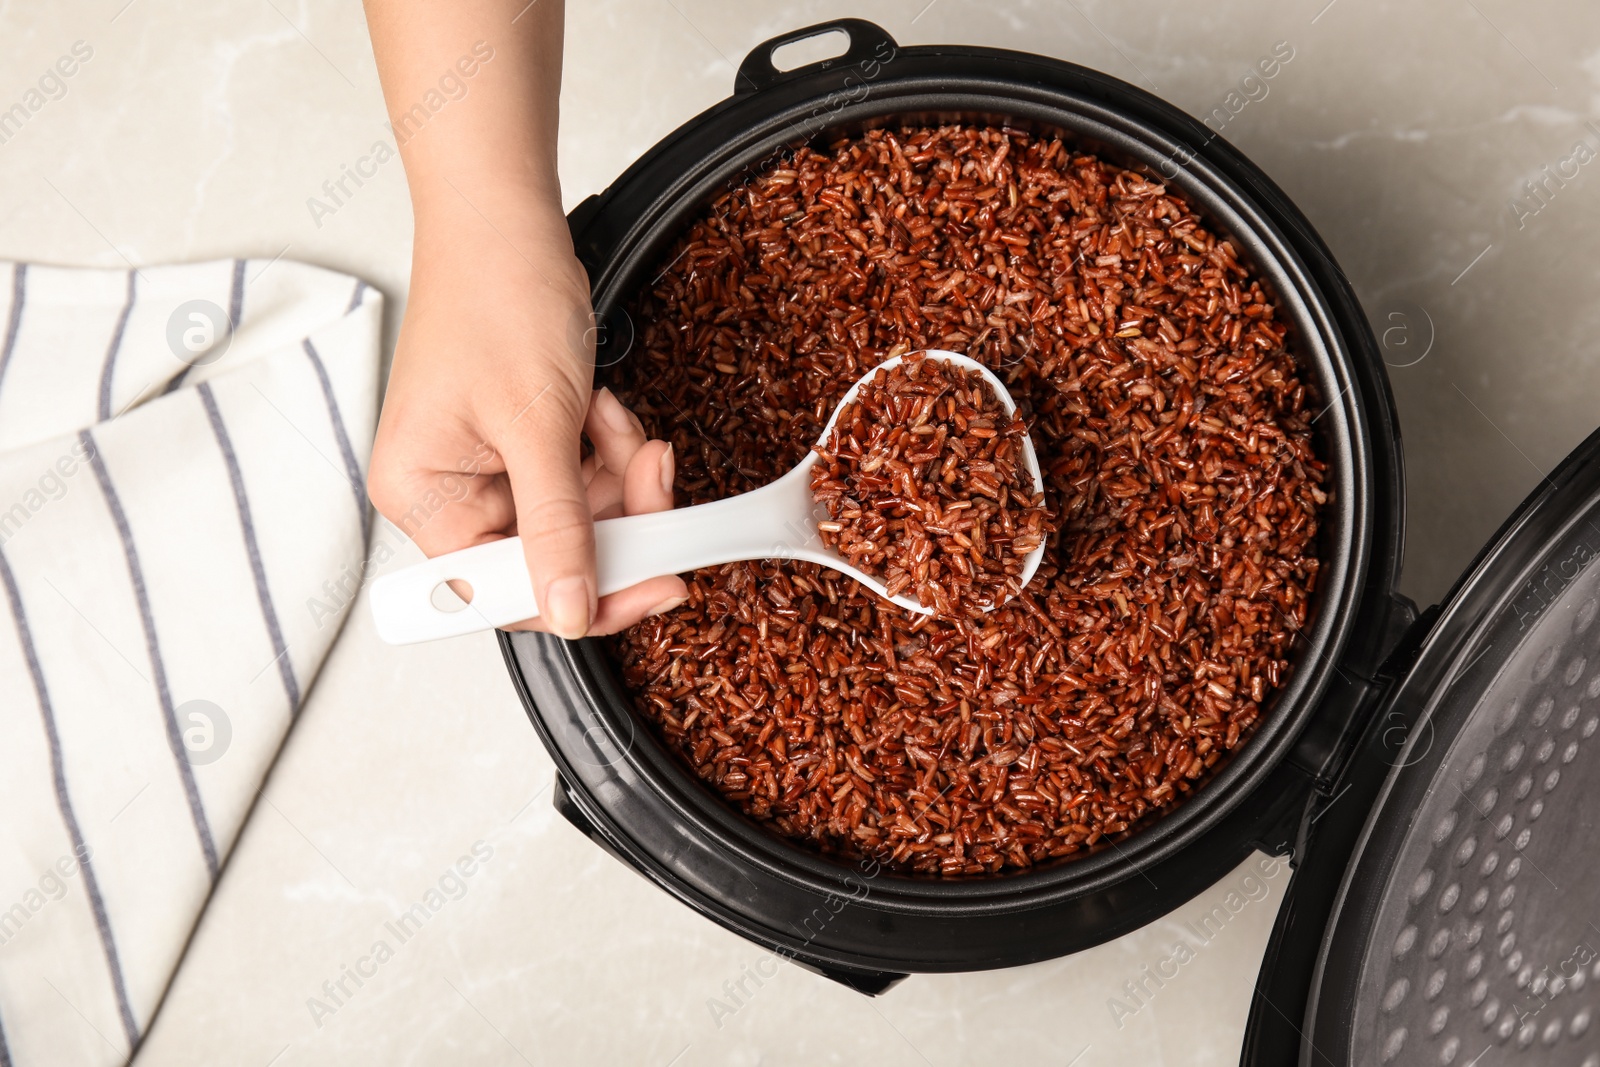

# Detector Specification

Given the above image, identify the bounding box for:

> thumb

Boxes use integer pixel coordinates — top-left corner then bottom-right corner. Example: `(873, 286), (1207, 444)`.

(500, 387), (596, 639)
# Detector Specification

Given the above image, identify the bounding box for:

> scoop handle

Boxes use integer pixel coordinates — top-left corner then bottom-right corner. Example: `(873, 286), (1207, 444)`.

(370, 466), (818, 644)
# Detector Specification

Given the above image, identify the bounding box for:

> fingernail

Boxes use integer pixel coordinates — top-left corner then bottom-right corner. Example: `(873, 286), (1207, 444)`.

(659, 443), (676, 496)
(647, 595), (687, 618)
(595, 387), (636, 435)
(544, 577), (593, 639)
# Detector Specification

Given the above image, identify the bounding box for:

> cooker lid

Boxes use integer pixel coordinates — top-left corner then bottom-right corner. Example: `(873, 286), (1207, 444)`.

(1246, 424), (1600, 1065)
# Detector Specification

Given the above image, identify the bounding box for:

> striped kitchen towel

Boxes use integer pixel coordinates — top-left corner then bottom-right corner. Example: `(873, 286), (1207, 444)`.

(0, 259), (380, 1064)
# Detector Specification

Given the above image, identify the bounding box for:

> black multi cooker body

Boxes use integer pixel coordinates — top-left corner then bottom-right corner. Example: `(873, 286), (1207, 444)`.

(498, 21), (1600, 1065)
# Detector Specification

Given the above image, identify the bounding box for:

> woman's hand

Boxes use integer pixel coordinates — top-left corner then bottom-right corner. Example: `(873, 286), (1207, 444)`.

(367, 208), (687, 638)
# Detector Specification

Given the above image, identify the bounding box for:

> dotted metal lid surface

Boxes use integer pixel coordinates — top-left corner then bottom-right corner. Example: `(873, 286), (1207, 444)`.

(1347, 548), (1600, 1064)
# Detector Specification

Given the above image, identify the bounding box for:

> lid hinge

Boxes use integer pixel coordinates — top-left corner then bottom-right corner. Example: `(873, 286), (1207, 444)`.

(1286, 667), (1383, 792)
(1265, 598), (1438, 863)
(1344, 588), (1424, 680)
(1286, 593), (1432, 793)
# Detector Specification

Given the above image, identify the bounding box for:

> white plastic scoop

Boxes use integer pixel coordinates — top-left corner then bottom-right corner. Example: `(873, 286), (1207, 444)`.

(371, 349), (1045, 644)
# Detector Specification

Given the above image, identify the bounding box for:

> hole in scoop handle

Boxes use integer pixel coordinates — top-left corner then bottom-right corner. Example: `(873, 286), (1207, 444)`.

(370, 537), (537, 644)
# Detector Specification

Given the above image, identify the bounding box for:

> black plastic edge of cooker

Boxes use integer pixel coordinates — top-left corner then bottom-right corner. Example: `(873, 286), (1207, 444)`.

(499, 19), (1408, 978)
(1241, 423), (1600, 1066)
(527, 15), (1404, 955)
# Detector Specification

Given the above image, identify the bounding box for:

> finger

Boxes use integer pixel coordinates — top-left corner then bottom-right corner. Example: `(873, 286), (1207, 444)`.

(504, 574), (687, 636)
(507, 439), (683, 632)
(591, 438), (671, 521)
(622, 439), (675, 516)
(373, 470), (516, 555)
(584, 387), (648, 474)
(369, 432), (517, 557)
(501, 385), (597, 639)
(591, 575), (689, 634)
(588, 468), (626, 519)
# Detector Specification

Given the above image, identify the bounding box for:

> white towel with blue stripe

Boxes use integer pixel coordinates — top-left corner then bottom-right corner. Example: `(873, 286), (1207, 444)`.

(0, 259), (379, 1064)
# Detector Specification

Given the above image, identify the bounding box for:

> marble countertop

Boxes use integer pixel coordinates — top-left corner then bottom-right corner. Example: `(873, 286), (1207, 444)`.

(5, 1), (1599, 1063)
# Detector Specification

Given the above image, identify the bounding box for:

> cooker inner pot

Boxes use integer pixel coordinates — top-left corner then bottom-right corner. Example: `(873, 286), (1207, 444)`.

(571, 86), (1366, 895)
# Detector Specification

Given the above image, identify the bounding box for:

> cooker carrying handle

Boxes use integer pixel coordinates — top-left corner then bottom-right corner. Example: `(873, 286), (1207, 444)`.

(734, 19), (900, 96)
